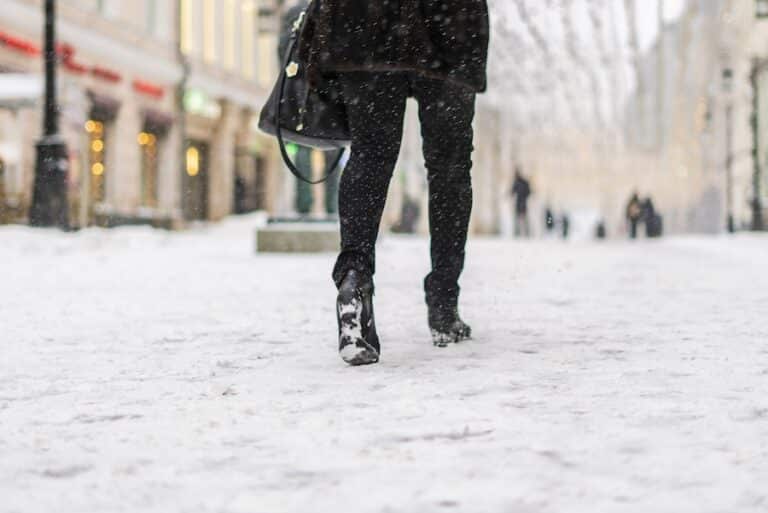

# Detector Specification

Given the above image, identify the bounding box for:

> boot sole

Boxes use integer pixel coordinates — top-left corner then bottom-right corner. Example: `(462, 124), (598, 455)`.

(431, 329), (472, 348)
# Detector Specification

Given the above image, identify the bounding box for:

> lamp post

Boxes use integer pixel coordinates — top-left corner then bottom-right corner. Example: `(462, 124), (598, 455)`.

(29, 0), (69, 228)
(750, 60), (765, 231)
(723, 67), (735, 233)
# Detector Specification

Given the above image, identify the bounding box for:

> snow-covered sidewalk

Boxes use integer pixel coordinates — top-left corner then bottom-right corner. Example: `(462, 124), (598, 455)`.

(2, 218), (767, 513)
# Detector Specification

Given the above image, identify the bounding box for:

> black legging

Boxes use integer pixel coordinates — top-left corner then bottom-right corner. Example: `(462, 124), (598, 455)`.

(332, 72), (476, 305)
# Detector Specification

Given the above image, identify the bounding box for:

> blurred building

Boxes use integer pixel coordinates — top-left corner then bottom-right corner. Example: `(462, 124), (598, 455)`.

(469, 0), (768, 238)
(621, 0), (768, 234)
(0, 0), (283, 228)
(621, 0), (725, 234)
(178, 0), (283, 223)
(713, 0), (768, 231)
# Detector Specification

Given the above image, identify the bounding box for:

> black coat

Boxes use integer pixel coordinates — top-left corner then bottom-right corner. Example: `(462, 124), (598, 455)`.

(299, 0), (490, 93)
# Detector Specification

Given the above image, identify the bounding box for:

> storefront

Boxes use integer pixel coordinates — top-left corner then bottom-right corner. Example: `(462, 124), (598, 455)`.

(139, 109), (173, 210)
(0, 72), (40, 222)
(83, 91), (120, 223)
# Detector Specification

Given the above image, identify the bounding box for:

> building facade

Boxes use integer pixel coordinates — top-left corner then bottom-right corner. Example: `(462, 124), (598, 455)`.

(715, 0), (768, 231)
(0, 0), (284, 228)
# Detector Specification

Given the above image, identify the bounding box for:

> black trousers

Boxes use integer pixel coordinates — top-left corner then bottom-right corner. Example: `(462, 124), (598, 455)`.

(332, 72), (477, 305)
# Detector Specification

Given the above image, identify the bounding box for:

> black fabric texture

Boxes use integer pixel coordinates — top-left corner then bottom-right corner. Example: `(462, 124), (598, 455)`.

(299, 0), (490, 93)
(331, 72), (476, 306)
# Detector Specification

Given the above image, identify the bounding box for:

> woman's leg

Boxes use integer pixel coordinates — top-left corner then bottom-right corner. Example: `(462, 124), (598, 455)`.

(412, 78), (477, 307)
(332, 72), (409, 287)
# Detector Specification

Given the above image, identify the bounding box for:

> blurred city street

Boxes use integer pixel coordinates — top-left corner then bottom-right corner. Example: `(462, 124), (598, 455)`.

(2, 217), (767, 513)
(2, 1), (768, 511)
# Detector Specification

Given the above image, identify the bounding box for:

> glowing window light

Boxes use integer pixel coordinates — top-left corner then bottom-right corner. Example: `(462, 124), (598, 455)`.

(186, 146), (200, 176)
(85, 120), (96, 133)
(138, 132), (150, 145)
(92, 162), (105, 176)
(91, 139), (104, 152)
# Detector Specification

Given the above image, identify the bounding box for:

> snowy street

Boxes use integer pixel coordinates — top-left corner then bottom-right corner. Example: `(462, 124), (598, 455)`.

(2, 217), (768, 513)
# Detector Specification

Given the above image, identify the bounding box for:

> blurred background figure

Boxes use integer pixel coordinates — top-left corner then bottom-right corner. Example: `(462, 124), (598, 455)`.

(643, 197), (663, 238)
(544, 206), (555, 237)
(560, 212), (571, 240)
(391, 195), (421, 234)
(626, 192), (643, 239)
(595, 220), (607, 239)
(511, 167), (532, 238)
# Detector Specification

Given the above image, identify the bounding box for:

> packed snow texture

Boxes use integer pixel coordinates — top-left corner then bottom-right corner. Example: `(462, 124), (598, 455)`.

(1, 216), (767, 513)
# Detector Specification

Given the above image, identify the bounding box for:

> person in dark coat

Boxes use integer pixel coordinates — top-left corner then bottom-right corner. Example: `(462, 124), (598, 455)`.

(560, 213), (570, 240)
(299, 0), (490, 92)
(511, 169), (532, 238)
(299, 0), (490, 365)
(642, 197), (663, 238)
(625, 192), (642, 239)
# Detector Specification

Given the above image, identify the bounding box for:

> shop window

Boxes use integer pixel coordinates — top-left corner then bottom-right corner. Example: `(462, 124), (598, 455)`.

(139, 110), (172, 210)
(203, 0), (217, 63)
(138, 131), (159, 208)
(146, 0), (157, 34)
(241, 1), (257, 79)
(85, 119), (107, 204)
(224, 0), (238, 70)
(759, 0), (768, 18)
(183, 141), (209, 220)
(98, 0), (118, 19)
(180, 0), (195, 55)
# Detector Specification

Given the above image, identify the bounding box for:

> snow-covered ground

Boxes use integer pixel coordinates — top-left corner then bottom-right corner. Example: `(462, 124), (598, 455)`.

(2, 216), (767, 513)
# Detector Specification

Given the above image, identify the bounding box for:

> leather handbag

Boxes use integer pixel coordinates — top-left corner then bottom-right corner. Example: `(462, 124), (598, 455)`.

(258, 2), (349, 185)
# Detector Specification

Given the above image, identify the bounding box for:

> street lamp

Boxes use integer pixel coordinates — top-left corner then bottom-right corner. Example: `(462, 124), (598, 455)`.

(723, 67), (735, 233)
(29, 0), (69, 228)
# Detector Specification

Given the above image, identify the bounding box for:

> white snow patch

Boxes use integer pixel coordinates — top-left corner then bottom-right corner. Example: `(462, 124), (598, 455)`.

(1, 221), (767, 513)
(338, 299), (363, 341)
(339, 343), (368, 362)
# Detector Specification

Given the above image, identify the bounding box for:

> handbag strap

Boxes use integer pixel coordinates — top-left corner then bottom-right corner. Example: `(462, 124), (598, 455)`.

(275, 9), (345, 185)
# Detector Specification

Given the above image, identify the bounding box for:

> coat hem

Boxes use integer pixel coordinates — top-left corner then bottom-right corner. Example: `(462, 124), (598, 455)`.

(321, 63), (486, 94)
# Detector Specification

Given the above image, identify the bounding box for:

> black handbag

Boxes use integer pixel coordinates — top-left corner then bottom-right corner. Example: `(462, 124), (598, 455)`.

(258, 3), (349, 185)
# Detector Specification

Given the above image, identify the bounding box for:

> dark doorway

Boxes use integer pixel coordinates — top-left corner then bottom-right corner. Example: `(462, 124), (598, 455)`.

(254, 155), (267, 211)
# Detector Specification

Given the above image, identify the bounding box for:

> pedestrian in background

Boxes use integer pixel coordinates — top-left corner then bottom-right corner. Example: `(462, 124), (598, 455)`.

(511, 168), (532, 238)
(561, 213), (570, 240)
(642, 197), (663, 238)
(299, 0), (490, 365)
(544, 206), (555, 236)
(626, 192), (642, 239)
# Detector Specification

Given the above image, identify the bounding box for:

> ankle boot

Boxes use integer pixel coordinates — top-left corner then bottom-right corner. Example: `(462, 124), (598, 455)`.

(427, 299), (472, 348)
(337, 270), (380, 365)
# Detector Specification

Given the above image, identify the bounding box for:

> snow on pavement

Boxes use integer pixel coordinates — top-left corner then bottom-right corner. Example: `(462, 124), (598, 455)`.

(1, 217), (768, 513)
